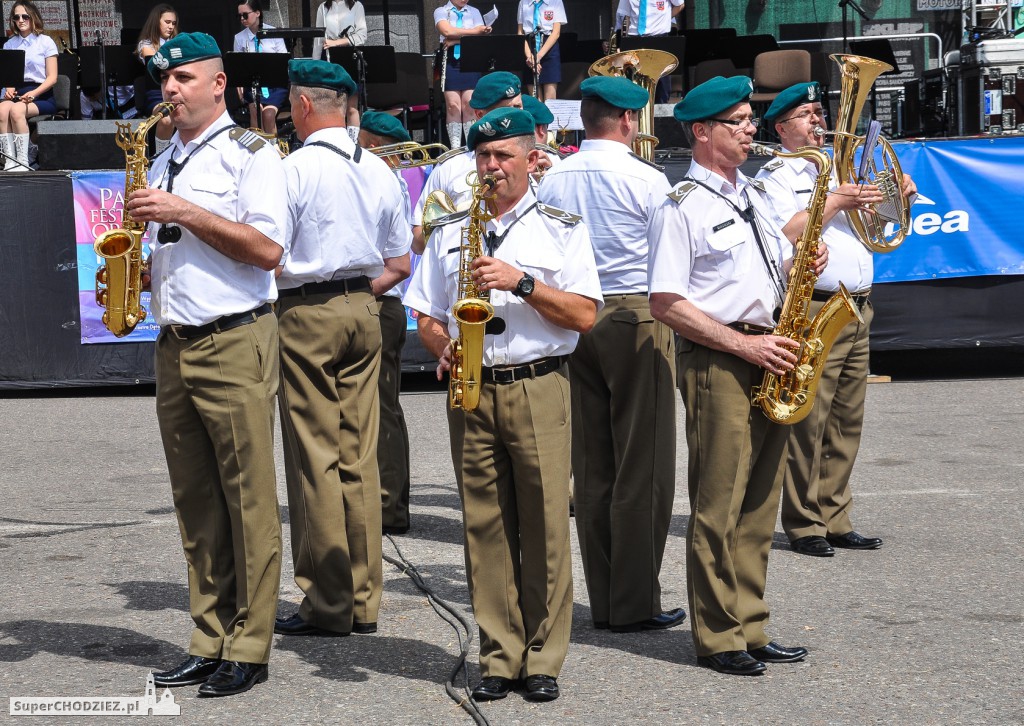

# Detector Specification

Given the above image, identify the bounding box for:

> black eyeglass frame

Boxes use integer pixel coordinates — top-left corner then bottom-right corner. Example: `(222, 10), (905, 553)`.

(706, 116), (761, 129)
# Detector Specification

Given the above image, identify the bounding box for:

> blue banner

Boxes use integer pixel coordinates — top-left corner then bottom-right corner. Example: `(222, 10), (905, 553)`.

(874, 136), (1024, 283)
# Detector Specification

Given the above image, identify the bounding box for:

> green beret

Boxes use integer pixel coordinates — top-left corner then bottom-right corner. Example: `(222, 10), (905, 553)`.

(147, 32), (221, 82)
(469, 71), (522, 110)
(521, 94), (554, 126)
(467, 108), (535, 149)
(764, 82), (821, 125)
(673, 75), (754, 123)
(288, 58), (357, 95)
(580, 76), (648, 111)
(360, 111), (411, 142)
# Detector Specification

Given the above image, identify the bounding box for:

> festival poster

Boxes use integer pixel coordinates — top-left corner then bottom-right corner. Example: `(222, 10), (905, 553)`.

(72, 171), (160, 344)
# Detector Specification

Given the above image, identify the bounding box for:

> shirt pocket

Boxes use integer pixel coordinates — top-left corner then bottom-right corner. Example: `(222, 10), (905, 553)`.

(515, 245), (562, 289)
(189, 176), (235, 219)
(700, 219), (746, 278)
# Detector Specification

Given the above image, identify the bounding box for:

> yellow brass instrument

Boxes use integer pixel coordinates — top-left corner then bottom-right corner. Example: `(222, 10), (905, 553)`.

(750, 140), (864, 425)
(94, 102), (177, 338)
(370, 140), (450, 168)
(588, 48), (677, 162)
(248, 127), (289, 158)
(448, 173), (496, 412)
(830, 53), (910, 253)
(421, 188), (461, 244)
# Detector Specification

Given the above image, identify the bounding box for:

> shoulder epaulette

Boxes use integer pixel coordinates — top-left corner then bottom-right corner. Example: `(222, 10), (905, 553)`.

(667, 181), (697, 204)
(762, 158), (785, 172)
(228, 126), (267, 153)
(435, 146), (468, 165)
(748, 177), (766, 193)
(432, 209), (471, 230)
(537, 203), (582, 226)
(628, 151), (664, 171)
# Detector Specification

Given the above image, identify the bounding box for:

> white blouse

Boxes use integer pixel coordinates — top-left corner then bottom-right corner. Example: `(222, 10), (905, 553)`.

(313, 1), (368, 61)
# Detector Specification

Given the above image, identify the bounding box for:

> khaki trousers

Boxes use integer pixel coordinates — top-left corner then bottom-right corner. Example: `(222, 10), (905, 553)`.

(447, 367), (573, 679)
(678, 339), (789, 656)
(376, 296), (411, 531)
(277, 289), (383, 632)
(570, 294), (676, 626)
(783, 298), (873, 540)
(155, 313), (282, 665)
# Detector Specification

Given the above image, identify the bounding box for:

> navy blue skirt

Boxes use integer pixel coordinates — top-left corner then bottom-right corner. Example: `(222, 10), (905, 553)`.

(524, 39), (561, 85)
(15, 84), (56, 115)
(243, 86), (289, 109)
(442, 50), (481, 93)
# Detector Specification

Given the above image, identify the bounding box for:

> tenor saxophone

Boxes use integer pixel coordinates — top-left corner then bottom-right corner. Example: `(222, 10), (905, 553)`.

(94, 102), (176, 337)
(448, 173), (496, 412)
(750, 141), (864, 425)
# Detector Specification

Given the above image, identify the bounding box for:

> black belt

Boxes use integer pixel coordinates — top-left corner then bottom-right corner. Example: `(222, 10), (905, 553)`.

(278, 276), (372, 298)
(727, 321), (774, 335)
(481, 355), (564, 384)
(164, 303), (272, 341)
(811, 288), (871, 308)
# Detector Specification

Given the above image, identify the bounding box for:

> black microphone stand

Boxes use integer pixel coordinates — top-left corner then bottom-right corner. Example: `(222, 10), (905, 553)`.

(531, 28), (542, 98)
(353, 47), (368, 113)
(96, 30), (108, 120)
(838, 0), (870, 54)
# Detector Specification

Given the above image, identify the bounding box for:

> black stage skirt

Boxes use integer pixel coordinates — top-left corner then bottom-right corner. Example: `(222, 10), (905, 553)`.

(13, 84), (56, 115)
(441, 48), (481, 92)
(524, 37), (561, 85)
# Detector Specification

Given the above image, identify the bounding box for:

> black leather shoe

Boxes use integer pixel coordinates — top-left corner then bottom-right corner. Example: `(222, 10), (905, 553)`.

(593, 621), (609, 630)
(197, 661), (268, 697)
(790, 535), (835, 557)
(524, 674), (559, 702)
(697, 651), (767, 676)
(274, 613), (349, 637)
(610, 608), (687, 633)
(382, 524), (409, 535)
(471, 676), (515, 701)
(151, 655), (221, 687)
(748, 641), (808, 663)
(827, 531), (883, 549)
(352, 621), (377, 634)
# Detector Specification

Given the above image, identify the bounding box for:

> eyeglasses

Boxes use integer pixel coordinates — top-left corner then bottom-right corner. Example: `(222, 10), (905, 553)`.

(13, 13), (31, 21)
(238, 11), (253, 19)
(707, 117), (760, 130)
(780, 108), (823, 123)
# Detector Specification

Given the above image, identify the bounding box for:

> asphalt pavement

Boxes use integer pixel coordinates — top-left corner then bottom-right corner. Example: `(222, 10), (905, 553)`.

(1, 374), (1022, 725)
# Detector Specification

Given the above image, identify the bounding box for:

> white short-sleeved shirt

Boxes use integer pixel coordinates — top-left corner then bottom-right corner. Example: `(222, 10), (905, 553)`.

(313, 1), (368, 61)
(434, 3), (486, 43)
(3, 33), (58, 84)
(756, 154), (873, 294)
(413, 149), (476, 226)
(148, 112), (288, 326)
(280, 127), (411, 288)
(648, 160), (791, 328)
(381, 169), (415, 299)
(615, 0), (684, 36)
(538, 138), (670, 294)
(135, 37), (165, 63)
(233, 24), (288, 54)
(518, 0), (568, 33)
(404, 187), (603, 366)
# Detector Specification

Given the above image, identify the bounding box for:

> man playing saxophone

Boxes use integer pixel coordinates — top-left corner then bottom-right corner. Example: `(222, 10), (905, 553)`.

(756, 82), (916, 558)
(403, 108), (601, 703)
(126, 32), (287, 697)
(648, 76), (826, 676)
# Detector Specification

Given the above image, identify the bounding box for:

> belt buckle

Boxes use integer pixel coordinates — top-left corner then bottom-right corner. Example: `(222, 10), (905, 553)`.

(167, 325), (188, 340)
(491, 368), (515, 384)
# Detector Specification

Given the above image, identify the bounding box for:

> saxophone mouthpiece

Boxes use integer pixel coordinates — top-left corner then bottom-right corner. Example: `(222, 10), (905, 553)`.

(480, 175), (497, 194)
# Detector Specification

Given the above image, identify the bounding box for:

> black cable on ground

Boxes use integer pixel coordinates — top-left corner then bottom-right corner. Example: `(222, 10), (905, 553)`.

(383, 533), (491, 726)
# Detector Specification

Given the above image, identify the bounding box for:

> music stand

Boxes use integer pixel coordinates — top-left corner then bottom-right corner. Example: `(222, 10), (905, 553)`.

(330, 45), (397, 113)
(460, 35), (531, 75)
(729, 34), (779, 72)
(0, 50), (27, 169)
(80, 45), (139, 119)
(683, 28), (737, 67)
(223, 51), (290, 130)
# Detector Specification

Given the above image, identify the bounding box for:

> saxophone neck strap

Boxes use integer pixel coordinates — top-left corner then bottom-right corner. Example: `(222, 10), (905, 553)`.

(485, 202), (537, 255)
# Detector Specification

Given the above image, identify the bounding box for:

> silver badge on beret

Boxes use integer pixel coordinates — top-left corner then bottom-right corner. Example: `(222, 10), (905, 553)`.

(505, 86), (516, 98)
(153, 52), (169, 69)
(480, 122), (496, 136)
(807, 86), (816, 100)
(499, 118), (512, 129)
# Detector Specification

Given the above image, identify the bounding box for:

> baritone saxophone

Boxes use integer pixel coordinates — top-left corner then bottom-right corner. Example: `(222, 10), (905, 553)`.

(94, 102), (176, 337)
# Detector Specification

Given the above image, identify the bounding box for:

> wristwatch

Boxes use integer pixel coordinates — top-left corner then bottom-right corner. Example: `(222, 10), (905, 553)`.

(513, 272), (535, 298)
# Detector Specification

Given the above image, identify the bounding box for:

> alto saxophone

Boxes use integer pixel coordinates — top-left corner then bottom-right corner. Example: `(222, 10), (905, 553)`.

(448, 173), (496, 412)
(750, 141), (864, 425)
(94, 102), (176, 337)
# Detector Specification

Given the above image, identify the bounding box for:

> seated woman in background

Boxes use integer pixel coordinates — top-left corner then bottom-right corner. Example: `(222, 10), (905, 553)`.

(234, 0), (288, 137)
(312, 0), (367, 131)
(0, 2), (58, 172)
(135, 3), (179, 154)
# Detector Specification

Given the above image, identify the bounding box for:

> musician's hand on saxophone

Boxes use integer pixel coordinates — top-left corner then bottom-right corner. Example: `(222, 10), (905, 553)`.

(471, 256), (522, 292)
(811, 239), (828, 277)
(126, 187), (194, 227)
(436, 344), (453, 382)
(746, 335), (800, 375)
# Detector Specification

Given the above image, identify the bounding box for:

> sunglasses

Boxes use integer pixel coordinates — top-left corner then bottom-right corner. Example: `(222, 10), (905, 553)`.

(13, 13), (32, 21)
(238, 11), (253, 19)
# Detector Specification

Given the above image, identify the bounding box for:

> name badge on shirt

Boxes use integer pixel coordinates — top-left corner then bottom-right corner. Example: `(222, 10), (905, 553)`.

(712, 219), (736, 233)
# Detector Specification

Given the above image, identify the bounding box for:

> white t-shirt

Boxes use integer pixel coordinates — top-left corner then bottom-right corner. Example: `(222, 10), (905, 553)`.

(313, 1), (368, 60)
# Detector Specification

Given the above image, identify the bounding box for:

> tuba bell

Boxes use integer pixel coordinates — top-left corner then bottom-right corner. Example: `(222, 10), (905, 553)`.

(829, 54), (911, 253)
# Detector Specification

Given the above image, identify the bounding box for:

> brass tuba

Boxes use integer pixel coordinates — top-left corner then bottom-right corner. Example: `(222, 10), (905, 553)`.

(750, 141), (864, 425)
(589, 47), (677, 162)
(94, 102), (177, 337)
(830, 54), (910, 253)
(448, 173), (496, 412)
